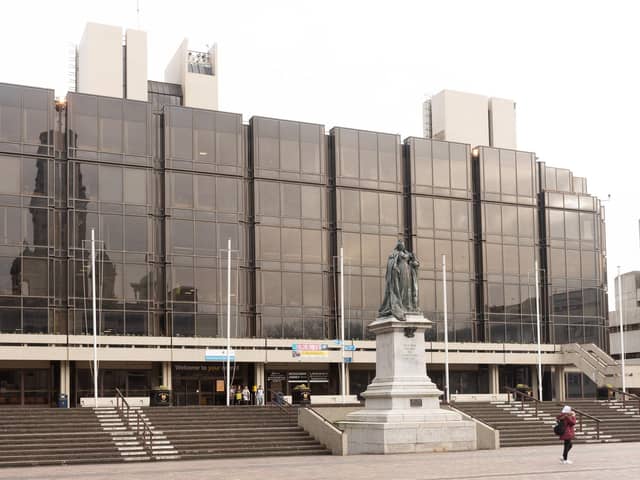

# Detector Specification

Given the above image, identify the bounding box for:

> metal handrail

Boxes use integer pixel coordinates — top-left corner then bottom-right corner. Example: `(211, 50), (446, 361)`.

(505, 387), (539, 418)
(268, 389), (294, 413)
(114, 388), (154, 455)
(570, 407), (601, 440)
(606, 386), (640, 411)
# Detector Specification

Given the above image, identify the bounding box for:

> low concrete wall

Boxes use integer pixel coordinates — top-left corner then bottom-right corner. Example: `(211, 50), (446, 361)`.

(283, 395), (359, 405)
(445, 405), (500, 450)
(298, 408), (348, 456)
(311, 406), (363, 423)
(80, 397), (150, 407)
(451, 394), (509, 403)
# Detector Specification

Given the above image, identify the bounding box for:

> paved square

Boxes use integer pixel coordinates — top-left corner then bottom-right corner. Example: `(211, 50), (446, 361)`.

(0, 442), (638, 480)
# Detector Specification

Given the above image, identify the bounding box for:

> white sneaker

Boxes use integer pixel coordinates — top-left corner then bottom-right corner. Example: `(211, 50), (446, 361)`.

(560, 458), (566, 464)
(565, 460), (573, 464)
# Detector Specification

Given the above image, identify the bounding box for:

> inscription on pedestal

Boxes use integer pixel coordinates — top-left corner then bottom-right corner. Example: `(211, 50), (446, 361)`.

(401, 341), (418, 360)
(410, 399), (422, 407)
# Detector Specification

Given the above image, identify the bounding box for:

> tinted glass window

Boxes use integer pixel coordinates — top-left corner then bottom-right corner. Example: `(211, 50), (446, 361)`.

(300, 124), (321, 174)
(0, 156), (20, 194)
(432, 141), (450, 188)
(170, 108), (193, 160)
(99, 98), (123, 153)
(99, 166), (123, 203)
(339, 130), (358, 178)
(0, 85), (21, 142)
(124, 102), (148, 156)
(280, 121), (300, 172)
(215, 112), (240, 166)
(124, 216), (147, 252)
(172, 173), (193, 208)
(196, 175), (215, 211)
(71, 94), (98, 150)
(124, 169), (146, 205)
(23, 89), (50, 146)
(216, 177), (238, 213)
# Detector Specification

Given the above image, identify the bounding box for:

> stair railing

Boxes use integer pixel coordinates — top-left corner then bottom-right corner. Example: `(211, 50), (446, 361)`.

(606, 386), (640, 412)
(571, 407), (601, 440)
(115, 387), (154, 455)
(504, 387), (539, 418)
(268, 389), (294, 414)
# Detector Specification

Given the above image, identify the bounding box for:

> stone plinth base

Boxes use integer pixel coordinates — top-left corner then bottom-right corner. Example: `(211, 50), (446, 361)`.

(343, 315), (476, 454)
(344, 418), (476, 454)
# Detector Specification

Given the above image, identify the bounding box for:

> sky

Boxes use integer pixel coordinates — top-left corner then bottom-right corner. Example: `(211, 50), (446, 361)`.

(1, 0), (638, 310)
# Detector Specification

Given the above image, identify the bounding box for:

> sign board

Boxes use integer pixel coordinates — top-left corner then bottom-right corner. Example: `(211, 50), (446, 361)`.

(267, 372), (286, 382)
(215, 380), (225, 392)
(291, 343), (328, 358)
(309, 372), (329, 383)
(344, 344), (357, 351)
(343, 357), (353, 363)
(205, 349), (236, 361)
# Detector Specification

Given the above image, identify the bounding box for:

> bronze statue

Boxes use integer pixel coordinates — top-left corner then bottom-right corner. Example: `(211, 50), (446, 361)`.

(378, 240), (420, 320)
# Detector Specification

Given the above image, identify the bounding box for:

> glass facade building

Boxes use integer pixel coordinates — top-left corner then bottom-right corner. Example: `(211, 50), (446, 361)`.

(0, 80), (609, 405)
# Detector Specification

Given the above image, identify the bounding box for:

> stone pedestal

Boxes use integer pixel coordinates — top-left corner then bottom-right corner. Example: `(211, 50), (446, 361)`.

(343, 315), (476, 454)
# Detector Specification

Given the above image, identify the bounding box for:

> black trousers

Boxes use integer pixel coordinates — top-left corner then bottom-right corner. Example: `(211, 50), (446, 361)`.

(562, 439), (573, 460)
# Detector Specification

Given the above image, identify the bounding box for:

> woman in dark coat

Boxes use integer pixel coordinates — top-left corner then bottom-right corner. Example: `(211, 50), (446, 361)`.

(557, 405), (577, 464)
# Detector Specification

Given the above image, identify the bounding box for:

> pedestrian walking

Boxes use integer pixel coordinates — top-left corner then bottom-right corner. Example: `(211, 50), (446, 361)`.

(229, 385), (236, 405)
(242, 385), (251, 405)
(556, 405), (577, 464)
(235, 385), (242, 405)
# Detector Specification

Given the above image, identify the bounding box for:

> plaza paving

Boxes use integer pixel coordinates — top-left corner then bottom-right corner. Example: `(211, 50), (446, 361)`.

(0, 442), (638, 480)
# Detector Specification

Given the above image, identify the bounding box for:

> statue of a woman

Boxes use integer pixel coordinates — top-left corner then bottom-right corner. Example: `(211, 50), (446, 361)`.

(378, 240), (420, 320)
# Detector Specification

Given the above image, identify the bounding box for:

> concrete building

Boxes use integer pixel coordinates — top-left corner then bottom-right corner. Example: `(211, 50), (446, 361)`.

(610, 271), (640, 365)
(0, 24), (633, 408)
(423, 90), (516, 149)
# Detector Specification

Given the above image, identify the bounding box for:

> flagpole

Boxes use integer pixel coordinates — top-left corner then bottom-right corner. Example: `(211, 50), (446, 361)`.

(91, 228), (98, 408)
(340, 247), (346, 403)
(442, 255), (450, 403)
(226, 238), (231, 406)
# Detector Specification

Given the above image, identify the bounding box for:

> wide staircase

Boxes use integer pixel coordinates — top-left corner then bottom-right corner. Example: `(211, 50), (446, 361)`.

(142, 405), (329, 460)
(0, 407), (124, 467)
(453, 400), (620, 447)
(557, 399), (640, 443)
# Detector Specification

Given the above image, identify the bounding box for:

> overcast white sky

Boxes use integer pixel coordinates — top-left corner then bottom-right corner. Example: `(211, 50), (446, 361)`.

(1, 0), (638, 310)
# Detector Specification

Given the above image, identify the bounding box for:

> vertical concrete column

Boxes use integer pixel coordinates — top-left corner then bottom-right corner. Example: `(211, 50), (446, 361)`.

(553, 366), (566, 402)
(530, 366), (539, 399)
(59, 360), (70, 397)
(254, 363), (265, 389)
(489, 364), (500, 395)
(162, 362), (172, 389)
(345, 364), (350, 396)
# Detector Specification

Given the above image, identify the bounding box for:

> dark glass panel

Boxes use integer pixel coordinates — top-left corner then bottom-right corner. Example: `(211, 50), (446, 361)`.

(550, 248), (565, 278)
(503, 245), (519, 275)
(282, 183), (301, 218)
(566, 250), (581, 278)
(340, 189), (360, 224)
(380, 193), (398, 226)
(502, 205), (518, 236)
(280, 121), (300, 172)
(0, 85), (21, 142)
(262, 316), (282, 338)
(193, 110), (214, 162)
(195, 175), (215, 211)
(416, 238), (434, 271)
(450, 143), (468, 190)
(74, 163), (98, 200)
(451, 200), (469, 232)
(171, 219), (194, 255)
(518, 207), (534, 238)
(173, 313), (195, 337)
(342, 233), (361, 265)
(98, 98), (123, 153)
(303, 317), (324, 339)
(123, 102), (148, 156)
(302, 273), (322, 306)
(215, 112), (240, 166)
(415, 196), (433, 229)
(216, 177), (238, 213)
(301, 185), (321, 220)
(499, 150), (516, 195)
(359, 132), (377, 180)
(580, 213), (595, 242)
(0, 308), (20, 332)
(300, 123), (321, 174)
(23, 207), (48, 247)
(0, 207), (21, 245)
(22, 258), (48, 296)
(0, 156), (20, 194)
(259, 226), (280, 261)
(172, 266), (195, 298)
(519, 246), (534, 277)
(361, 234), (380, 267)
(413, 139), (432, 186)
(548, 210), (564, 239)
(281, 228), (301, 262)
(434, 239), (452, 266)
(258, 182), (280, 217)
(23, 309), (48, 333)
(99, 165), (123, 203)
(124, 169), (147, 205)
(102, 215), (123, 251)
(483, 149), (500, 192)
(195, 267), (217, 302)
(172, 173), (193, 208)
(432, 141), (450, 188)
(283, 316), (303, 338)
(124, 216), (147, 252)
(257, 118), (279, 170)
(71, 94), (98, 150)
(484, 204), (501, 234)
(301, 229), (322, 264)
(433, 198), (451, 231)
(565, 211), (580, 240)
(170, 108), (193, 160)
(0, 256), (15, 295)
(23, 90), (49, 146)
(485, 244), (502, 274)
(196, 313), (217, 337)
(283, 272), (302, 306)
(261, 271), (281, 305)
(361, 191), (378, 225)
(452, 241), (470, 272)
(195, 221), (215, 256)
(378, 134), (397, 182)
(124, 264), (148, 300)
(516, 152), (533, 196)
(22, 158), (47, 196)
(126, 312), (147, 335)
(363, 275), (381, 308)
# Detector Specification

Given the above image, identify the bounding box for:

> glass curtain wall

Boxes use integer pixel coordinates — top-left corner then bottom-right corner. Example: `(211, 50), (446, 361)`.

(66, 93), (159, 336)
(542, 165), (607, 347)
(164, 106), (248, 338)
(0, 84), (55, 333)
(332, 128), (403, 340)
(251, 117), (331, 339)
(405, 138), (476, 341)
(477, 147), (539, 343)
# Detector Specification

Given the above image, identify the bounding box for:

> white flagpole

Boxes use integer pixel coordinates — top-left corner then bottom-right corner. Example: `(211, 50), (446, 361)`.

(226, 238), (231, 406)
(91, 228), (98, 408)
(535, 260), (543, 401)
(618, 266), (626, 393)
(442, 255), (450, 403)
(340, 247), (346, 404)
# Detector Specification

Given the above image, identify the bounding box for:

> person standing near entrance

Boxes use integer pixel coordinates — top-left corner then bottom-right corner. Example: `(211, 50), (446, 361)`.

(229, 385), (236, 405)
(557, 405), (577, 464)
(242, 385), (251, 405)
(235, 386), (242, 405)
(256, 385), (264, 406)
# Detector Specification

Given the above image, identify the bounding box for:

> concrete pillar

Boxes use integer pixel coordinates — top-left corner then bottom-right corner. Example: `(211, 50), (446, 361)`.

(162, 362), (172, 389)
(345, 364), (350, 395)
(489, 364), (500, 394)
(553, 366), (566, 402)
(530, 366), (539, 399)
(254, 363), (265, 390)
(59, 360), (70, 403)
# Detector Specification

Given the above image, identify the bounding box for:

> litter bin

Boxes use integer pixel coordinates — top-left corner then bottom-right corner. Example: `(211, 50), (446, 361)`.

(57, 393), (68, 408)
(292, 384), (311, 406)
(151, 388), (172, 406)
